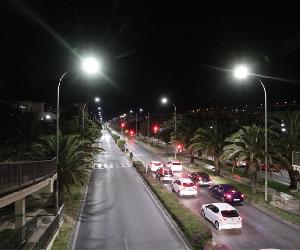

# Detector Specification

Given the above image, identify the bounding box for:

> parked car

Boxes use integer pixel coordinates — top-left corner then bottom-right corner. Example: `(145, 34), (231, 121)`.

(166, 161), (183, 172)
(156, 167), (174, 181)
(171, 178), (197, 197)
(201, 203), (242, 230)
(209, 184), (245, 203)
(260, 163), (280, 172)
(148, 161), (163, 172)
(188, 172), (213, 186)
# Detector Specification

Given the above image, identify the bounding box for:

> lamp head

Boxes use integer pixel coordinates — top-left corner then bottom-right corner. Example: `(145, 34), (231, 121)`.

(82, 57), (101, 75)
(161, 97), (168, 104)
(233, 65), (249, 80)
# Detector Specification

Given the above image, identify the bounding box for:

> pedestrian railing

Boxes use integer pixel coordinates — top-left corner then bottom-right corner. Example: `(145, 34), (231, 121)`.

(0, 216), (38, 249)
(0, 158), (56, 197)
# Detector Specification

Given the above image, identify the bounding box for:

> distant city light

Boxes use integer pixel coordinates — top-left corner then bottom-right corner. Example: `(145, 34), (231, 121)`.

(281, 128), (286, 132)
(46, 114), (51, 120)
(161, 97), (168, 104)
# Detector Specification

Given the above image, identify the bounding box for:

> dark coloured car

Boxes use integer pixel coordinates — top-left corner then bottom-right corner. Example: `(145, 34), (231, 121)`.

(209, 184), (245, 203)
(188, 172), (213, 186)
(156, 167), (174, 181)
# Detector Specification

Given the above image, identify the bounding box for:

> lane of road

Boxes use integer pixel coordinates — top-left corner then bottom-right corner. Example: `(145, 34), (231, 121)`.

(125, 137), (300, 250)
(70, 131), (187, 250)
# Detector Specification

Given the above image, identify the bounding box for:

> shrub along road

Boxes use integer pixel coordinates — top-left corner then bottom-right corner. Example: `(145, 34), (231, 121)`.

(125, 137), (300, 250)
(69, 130), (188, 250)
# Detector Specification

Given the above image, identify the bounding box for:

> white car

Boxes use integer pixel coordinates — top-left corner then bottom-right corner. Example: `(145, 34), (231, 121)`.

(166, 161), (183, 172)
(201, 203), (242, 230)
(148, 161), (163, 172)
(171, 178), (197, 197)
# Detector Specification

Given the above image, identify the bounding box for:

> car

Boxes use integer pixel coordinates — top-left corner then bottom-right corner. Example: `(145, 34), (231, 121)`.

(201, 203), (242, 230)
(209, 184), (245, 203)
(148, 161), (163, 172)
(260, 163), (280, 172)
(171, 178), (197, 197)
(156, 167), (174, 181)
(188, 172), (213, 186)
(166, 161), (183, 172)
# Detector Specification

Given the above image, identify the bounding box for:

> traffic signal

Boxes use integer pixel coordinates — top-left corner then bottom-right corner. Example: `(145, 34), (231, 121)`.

(176, 144), (183, 153)
(153, 125), (159, 134)
(130, 130), (134, 136)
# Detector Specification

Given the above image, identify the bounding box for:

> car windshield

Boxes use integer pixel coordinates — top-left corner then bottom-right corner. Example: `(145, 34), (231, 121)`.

(183, 182), (194, 187)
(221, 210), (240, 217)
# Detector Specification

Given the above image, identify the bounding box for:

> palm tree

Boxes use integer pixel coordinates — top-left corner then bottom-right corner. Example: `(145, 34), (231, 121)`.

(189, 119), (234, 175)
(223, 125), (265, 193)
(269, 111), (300, 190)
(33, 134), (102, 197)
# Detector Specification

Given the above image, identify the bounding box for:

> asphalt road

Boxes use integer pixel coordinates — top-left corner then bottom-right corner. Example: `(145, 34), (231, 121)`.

(70, 131), (187, 250)
(125, 136), (300, 250)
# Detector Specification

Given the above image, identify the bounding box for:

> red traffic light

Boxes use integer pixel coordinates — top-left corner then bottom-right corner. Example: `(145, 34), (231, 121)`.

(130, 130), (134, 136)
(153, 125), (159, 133)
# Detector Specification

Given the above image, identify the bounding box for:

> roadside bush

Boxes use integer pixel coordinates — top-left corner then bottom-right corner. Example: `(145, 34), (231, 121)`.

(117, 139), (126, 151)
(132, 161), (212, 249)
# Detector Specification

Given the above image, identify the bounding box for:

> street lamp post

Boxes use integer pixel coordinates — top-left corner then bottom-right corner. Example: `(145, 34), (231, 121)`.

(147, 112), (150, 138)
(161, 97), (177, 159)
(233, 65), (268, 201)
(56, 56), (100, 213)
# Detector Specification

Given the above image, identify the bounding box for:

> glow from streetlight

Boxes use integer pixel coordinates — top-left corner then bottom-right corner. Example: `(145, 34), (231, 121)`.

(81, 57), (101, 75)
(233, 65), (249, 80)
(97, 107), (101, 110)
(161, 97), (168, 104)
(46, 114), (51, 120)
(130, 110), (133, 113)
(95, 97), (100, 102)
(139, 108), (143, 112)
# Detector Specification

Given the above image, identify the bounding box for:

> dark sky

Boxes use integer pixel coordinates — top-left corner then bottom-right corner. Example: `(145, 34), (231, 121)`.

(1, 1), (300, 120)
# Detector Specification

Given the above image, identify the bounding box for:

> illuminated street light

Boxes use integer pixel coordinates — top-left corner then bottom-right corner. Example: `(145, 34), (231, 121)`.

(95, 97), (100, 102)
(98, 107), (101, 110)
(161, 96), (177, 159)
(82, 56), (101, 75)
(46, 114), (51, 120)
(56, 56), (101, 214)
(233, 64), (268, 202)
(233, 65), (249, 80)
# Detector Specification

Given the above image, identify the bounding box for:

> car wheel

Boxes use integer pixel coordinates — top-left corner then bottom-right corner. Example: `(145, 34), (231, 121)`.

(201, 209), (205, 218)
(215, 221), (220, 230)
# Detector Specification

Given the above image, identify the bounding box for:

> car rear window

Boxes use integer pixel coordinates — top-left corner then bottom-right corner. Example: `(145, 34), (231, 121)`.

(183, 182), (194, 187)
(173, 163), (181, 165)
(154, 162), (161, 166)
(221, 210), (240, 217)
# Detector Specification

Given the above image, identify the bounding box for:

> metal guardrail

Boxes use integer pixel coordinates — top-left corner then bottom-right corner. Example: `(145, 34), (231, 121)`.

(0, 216), (38, 249)
(34, 215), (59, 250)
(0, 158), (56, 197)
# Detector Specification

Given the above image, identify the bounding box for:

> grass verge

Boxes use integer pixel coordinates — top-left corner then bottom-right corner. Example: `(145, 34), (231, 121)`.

(51, 183), (87, 250)
(184, 163), (300, 227)
(132, 160), (213, 250)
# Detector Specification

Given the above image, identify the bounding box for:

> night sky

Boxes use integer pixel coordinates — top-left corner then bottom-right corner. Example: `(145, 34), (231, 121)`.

(1, 1), (300, 120)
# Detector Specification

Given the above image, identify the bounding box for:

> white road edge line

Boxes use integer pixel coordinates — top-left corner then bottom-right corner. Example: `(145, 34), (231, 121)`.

(68, 172), (91, 250)
(124, 237), (129, 250)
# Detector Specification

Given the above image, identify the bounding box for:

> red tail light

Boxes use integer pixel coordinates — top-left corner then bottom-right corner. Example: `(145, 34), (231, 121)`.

(241, 194), (244, 198)
(225, 193), (232, 199)
(198, 176), (202, 180)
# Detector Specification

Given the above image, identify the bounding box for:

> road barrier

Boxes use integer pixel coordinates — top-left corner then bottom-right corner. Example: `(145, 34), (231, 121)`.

(0, 158), (56, 197)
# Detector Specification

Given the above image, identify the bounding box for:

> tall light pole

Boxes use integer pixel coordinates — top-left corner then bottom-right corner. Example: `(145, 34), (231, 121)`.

(233, 65), (268, 201)
(161, 97), (177, 159)
(147, 112), (150, 138)
(82, 98), (100, 132)
(56, 56), (101, 213)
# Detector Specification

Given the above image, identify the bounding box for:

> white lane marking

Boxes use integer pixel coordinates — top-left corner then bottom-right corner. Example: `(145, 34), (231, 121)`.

(70, 174), (91, 250)
(124, 237), (129, 250)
